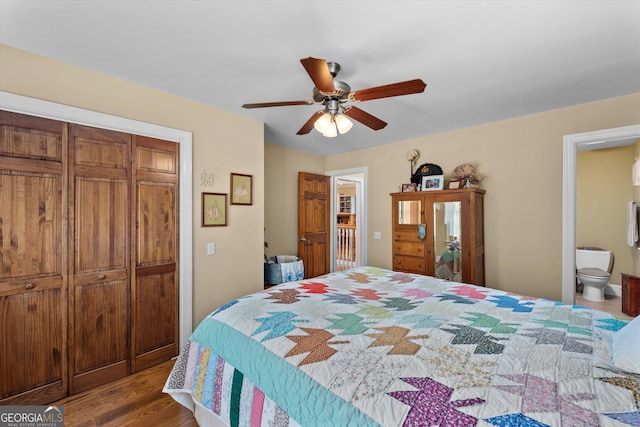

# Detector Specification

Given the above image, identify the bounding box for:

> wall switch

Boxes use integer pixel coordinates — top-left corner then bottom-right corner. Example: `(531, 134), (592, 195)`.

(207, 242), (216, 255)
(373, 232), (382, 240)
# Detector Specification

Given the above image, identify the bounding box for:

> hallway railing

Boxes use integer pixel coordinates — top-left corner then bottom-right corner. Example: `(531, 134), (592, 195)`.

(336, 225), (356, 271)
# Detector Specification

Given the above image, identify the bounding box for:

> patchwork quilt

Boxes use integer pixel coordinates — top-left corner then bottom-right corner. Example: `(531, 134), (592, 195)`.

(164, 267), (640, 427)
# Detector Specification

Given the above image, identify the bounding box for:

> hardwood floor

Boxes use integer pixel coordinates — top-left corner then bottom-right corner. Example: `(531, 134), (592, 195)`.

(575, 292), (632, 320)
(53, 360), (197, 427)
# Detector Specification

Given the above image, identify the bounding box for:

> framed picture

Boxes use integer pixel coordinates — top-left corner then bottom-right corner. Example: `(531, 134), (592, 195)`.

(202, 192), (227, 226)
(230, 173), (252, 205)
(422, 174), (444, 191)
(402, 183), (417, 192)
(448, 180), (462, 189)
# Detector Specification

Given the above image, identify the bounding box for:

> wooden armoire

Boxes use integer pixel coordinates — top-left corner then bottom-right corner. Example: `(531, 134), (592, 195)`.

(0, 110), (179, 404)
(391, 188), (485, 285)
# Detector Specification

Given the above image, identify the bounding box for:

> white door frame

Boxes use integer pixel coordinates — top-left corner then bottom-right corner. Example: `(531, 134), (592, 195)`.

(327, 167), (368, 271)
(562, 124), (640, 305)
(1, 91), (194, 348)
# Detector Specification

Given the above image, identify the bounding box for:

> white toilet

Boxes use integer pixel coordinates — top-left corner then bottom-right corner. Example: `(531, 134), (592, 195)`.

(576, 248), (613, 302)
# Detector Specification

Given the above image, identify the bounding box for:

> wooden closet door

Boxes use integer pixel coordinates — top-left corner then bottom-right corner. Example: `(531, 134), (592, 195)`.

(131, 135), (179, 372)
(68, 124), (131, 394)
(0, 111), (68, 404)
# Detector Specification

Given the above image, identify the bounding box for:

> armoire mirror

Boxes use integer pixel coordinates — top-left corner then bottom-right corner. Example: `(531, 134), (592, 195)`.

(398, 199), (422, 225)
(433, 201), (462, 281)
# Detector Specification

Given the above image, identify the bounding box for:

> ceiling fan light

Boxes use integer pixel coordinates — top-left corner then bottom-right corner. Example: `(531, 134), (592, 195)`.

(314, 113), (332, 133)
(334, 114), (353, 134)
(322, 124), (338, 138)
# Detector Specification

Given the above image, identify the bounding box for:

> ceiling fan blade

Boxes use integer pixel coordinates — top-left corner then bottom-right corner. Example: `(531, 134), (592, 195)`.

(351, 79), (427, 102)
(343, 106), (387, 130)
(300, 57), (336, 94)
(242, 100), (311, 109)
(296, 111), (324, 135)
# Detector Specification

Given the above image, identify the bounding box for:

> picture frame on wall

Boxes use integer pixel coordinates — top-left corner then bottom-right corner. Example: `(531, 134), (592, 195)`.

(422, 174), (444, 191)
(230, 173), (253, 205)
(202, 192), (227, 226)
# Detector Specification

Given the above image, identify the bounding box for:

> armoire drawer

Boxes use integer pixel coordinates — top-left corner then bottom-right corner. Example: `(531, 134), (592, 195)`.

(394, 256), (426, 274)
(394, 241), (425, 256)
(393, 231), (423, 242)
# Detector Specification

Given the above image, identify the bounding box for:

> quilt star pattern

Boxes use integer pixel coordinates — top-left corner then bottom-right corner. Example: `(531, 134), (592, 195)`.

(165, 267), (639, 427)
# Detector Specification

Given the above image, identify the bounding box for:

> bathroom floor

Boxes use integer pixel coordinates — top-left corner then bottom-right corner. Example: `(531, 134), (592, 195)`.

(575, 293), (632, 320)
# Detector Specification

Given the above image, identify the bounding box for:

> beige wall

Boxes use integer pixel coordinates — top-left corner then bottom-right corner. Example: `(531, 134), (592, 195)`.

(337, 186), (356, 197)
(0, 45), (265, 326)
(4, 44), (639, 315)
(266, 93), (640, 301)
(264, 143), (324, 257)
(577, 146), (635, 285)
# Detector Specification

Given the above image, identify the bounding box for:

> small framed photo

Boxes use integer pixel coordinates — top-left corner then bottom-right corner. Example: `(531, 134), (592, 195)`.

(402, 183), (417, 192)
(448, 180), (462, 189)
(202, 192), (227, 226)
(230, 173), (252, 205)
(422, 175), (444, 191)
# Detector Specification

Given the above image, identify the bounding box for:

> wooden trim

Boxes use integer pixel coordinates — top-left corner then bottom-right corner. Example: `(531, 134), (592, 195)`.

(1, 382), (65, 406)
(72, 361), (129, 395)
(0, 110), (66, 131)
(0, 157), (63, 174)
(133, 344), (178, 372)
(0, 276), (64, 298)
(136, 262), (177, 276)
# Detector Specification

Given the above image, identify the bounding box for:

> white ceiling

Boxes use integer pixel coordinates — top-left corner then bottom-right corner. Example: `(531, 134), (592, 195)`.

(1, 1), (639, 156)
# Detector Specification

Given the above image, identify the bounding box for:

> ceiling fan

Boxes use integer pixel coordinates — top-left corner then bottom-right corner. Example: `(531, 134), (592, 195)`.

(242, 57), (427, 137)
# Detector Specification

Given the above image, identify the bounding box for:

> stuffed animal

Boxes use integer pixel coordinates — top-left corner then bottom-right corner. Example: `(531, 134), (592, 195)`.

(451, 163), (483, 185)
(448, 240), (461, 251)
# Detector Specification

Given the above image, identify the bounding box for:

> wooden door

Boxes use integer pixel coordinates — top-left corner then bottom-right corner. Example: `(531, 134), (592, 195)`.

(131, 135), (179, 372)
(68, 124), (131, 394)
(298, 172), (330, 278)
(0, 111), (68, 404)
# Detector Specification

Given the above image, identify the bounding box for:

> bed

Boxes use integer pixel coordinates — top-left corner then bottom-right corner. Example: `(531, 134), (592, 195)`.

(164, 266), (640, 426)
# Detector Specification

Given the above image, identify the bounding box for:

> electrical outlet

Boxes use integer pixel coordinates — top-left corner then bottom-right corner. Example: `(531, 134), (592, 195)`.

(373, 232), (382, 240)
(207, 242), (216, 255)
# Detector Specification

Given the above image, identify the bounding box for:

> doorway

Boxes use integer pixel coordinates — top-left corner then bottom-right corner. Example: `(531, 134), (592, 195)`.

(328, 167), (368, 272)
(562, 124), (640, 305)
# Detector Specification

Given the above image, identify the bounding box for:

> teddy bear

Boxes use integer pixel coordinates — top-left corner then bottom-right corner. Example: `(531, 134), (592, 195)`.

(451, 163), (483, 186)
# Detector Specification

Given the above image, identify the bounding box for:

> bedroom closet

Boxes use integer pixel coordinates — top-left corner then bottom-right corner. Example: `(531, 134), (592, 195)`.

(0, 111), (179, 404)
(391, 188), (485, 285)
